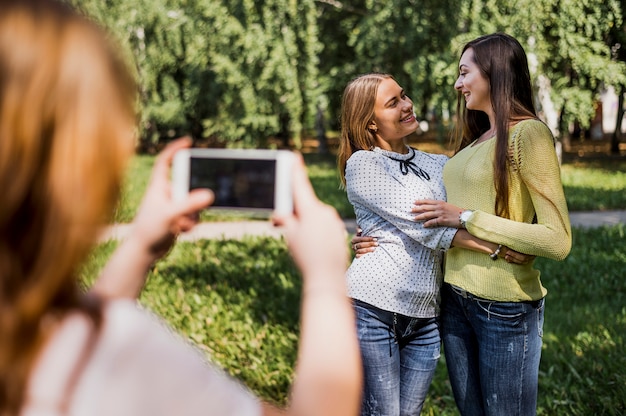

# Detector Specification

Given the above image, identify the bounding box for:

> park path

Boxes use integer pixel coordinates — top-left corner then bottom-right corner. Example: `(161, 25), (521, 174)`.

(101, 209), (626, 242)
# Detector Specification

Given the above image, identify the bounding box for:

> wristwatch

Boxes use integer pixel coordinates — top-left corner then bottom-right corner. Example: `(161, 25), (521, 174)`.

(459, 210), (473, 229)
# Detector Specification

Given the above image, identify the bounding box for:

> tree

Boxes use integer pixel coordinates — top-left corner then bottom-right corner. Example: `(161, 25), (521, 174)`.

(199, 0), (322, 148)
(75, 0), (626, 152)
(316, 0), (459, 139)
(535, 0), (626, 144)
(608, 0), (626, 154)
(315, 0), (367, 133)
(76, 0), (322, 149)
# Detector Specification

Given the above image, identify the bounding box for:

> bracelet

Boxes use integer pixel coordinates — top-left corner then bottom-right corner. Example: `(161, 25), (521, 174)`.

(489, 244), (502, 260)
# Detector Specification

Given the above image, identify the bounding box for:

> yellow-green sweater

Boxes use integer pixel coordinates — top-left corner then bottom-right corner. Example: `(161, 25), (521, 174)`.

(443, 119), (572, 301)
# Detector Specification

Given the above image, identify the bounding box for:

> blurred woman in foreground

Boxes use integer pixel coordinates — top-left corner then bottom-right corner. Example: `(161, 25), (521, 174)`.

(0, 0), (360, 414)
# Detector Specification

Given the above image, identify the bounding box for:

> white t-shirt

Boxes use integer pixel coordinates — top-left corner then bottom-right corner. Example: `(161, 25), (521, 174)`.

(22, 300), (261, 416)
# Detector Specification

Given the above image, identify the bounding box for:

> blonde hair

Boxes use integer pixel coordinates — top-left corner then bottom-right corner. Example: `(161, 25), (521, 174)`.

(0, 0), (137, 411)
(337, 73), (393, 186)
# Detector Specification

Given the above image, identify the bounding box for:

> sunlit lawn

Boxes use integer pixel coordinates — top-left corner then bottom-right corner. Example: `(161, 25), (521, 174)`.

(112, 153), (626, 223)
(97, 149), (625, 415)
(82, 224), (626, 415)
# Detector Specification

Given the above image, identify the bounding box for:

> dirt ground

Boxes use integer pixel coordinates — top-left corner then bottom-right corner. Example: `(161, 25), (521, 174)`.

(560, 137), (626, 161)
(299, 131), (626, 162)
(140, 129), (626, 162)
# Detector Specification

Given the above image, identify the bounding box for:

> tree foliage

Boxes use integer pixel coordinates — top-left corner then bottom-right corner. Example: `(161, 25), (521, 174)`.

(537, 0), (626, 133)
(73, 0), (626, 149)
(75, 0), (320, 149)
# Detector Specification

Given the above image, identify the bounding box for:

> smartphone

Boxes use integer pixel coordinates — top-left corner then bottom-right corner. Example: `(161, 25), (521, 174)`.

(171, 148), (295, 215)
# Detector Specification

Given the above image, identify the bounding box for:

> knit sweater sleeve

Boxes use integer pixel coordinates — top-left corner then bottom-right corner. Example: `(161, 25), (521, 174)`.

(466, 120), (572, 260)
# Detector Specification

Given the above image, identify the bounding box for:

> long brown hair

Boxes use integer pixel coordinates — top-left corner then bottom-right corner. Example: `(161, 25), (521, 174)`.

(337, 73), (394, 186)
(0, 0), (137, 412)
(452, 33), (537, 218)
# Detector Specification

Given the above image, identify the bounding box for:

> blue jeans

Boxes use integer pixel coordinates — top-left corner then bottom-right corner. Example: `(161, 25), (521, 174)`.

(353, 299), (441, 416)
(440, 283), (545, 416)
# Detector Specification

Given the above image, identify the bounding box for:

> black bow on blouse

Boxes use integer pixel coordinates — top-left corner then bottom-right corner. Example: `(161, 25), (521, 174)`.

(389, 147), (431, 181)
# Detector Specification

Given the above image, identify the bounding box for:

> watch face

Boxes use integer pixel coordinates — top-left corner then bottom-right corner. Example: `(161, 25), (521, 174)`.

(461, 210), (472, 222)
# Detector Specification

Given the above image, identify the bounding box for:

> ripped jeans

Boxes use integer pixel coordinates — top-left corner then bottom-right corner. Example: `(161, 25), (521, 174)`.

(353, 299), (440, 416)
(440, 283), (545, 416)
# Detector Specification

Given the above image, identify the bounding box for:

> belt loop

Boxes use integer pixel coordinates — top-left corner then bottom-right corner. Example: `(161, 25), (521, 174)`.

(450, 284), (469, 299)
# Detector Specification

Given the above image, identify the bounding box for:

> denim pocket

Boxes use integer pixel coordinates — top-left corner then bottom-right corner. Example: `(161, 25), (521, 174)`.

(476, 298), (545, 339)
(475, 299), (527, 320)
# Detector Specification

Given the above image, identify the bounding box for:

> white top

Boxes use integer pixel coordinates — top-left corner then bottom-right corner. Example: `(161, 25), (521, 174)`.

(22, 300), (261, 416)
(345, 146), (456, 318)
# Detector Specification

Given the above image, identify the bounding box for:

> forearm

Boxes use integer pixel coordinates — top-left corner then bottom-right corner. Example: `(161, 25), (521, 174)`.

(451, 229), (499, 255)
(286, 274), (362, 416)
(467, 211), (571, 260)
(90, 233), (157, 299)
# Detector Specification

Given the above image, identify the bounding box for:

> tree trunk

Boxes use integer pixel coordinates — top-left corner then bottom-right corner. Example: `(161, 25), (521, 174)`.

(536, 74), (560, 138)
(315, 105), (329, 154)
(559, 110), (571, 152)
(610, 85), (624, 154)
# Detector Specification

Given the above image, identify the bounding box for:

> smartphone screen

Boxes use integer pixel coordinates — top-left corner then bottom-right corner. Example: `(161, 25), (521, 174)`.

(189, 157), (276, 210)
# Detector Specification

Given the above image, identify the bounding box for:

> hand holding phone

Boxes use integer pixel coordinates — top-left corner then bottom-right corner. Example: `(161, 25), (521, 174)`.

(171, 148), (295, 215)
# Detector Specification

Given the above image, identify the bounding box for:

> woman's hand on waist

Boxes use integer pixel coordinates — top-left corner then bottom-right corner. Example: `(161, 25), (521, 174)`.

(351, 227), (378, 258)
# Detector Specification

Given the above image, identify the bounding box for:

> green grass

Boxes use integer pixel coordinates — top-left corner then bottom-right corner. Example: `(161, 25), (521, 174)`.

(302, 153), (354, 218)
(81, 237), (302, 405)
(81, 225), (626, 414)
(114, 155), (154, 223)
(560, 160), (626, 211)
(113, 154), (625, 223)
(534, 225), (626, 415)
(98, 152), (625, 413)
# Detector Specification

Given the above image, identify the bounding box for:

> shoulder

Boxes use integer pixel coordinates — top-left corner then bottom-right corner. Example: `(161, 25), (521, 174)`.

(87, 301), (193, 370)
(97, 300), (207, 367)
(346, 149), (385, 173)
(512, 118), (554, 140)
(413, 149), (449, 166)
(510, 119), (559, 169)
(510, 118), (556, 153)
(347, 149), (378, 163)
(72, 301), (261, 415)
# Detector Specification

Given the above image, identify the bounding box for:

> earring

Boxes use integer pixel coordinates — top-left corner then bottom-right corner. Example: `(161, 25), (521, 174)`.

(369, 125), (378, 132)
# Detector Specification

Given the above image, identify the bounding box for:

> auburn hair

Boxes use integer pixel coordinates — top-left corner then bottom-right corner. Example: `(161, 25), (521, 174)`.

(452, 33), (537, 218)
(0, 0), (137, 412)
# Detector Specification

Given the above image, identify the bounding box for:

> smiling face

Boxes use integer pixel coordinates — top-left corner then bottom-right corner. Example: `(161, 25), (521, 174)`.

(455, 48), (492, 116)
(370, 77), (418, 151)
